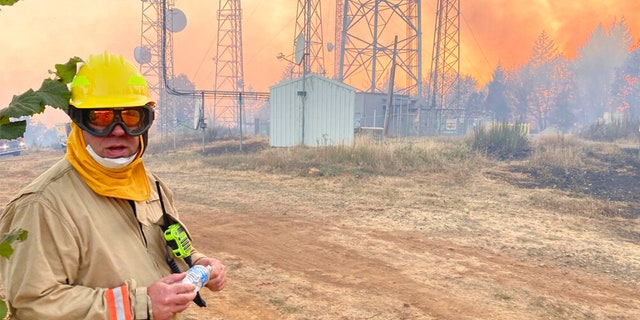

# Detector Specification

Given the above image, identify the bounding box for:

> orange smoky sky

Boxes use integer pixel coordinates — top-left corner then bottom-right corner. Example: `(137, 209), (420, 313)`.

(1, 0), (639, 127)
(460, 0), (640, 82)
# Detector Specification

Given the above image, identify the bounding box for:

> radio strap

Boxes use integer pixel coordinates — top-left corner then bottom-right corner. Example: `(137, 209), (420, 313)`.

(156, 181), (207, 307)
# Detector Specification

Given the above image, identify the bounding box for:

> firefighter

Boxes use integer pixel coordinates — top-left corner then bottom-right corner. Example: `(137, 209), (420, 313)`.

(0, 52), (226, 320)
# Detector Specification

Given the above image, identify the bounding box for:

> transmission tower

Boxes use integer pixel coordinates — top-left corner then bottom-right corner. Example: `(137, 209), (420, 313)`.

(428, 0), (460, 110)
(292, 0), (326, 77)
(338, 0), (422, 97)
(139, 0), (177, 140)
(213, 0), (245, 129)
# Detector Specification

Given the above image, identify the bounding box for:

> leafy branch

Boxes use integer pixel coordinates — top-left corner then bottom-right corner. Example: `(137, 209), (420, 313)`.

(0, 0), (19, 6)
(0, 57), (82, 140)
(0, 229), (28, 260)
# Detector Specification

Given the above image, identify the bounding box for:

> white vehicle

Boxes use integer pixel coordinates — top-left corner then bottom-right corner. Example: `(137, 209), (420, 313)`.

(0, 138), (26, 157)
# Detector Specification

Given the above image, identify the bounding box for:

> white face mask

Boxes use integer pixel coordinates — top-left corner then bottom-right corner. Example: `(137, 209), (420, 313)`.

(86, 145), (137, 169)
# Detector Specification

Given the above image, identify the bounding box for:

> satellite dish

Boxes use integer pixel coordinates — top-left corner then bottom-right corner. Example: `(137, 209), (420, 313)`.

(294, 32), (305, 65)
(193, 104), (201, 130)
(166, 8), (187, 33)
(327, 42), (334, 52)
(134, 46), (151, 64)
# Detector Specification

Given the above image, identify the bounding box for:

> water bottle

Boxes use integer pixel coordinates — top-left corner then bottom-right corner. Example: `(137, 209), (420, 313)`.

(181, 265), (212, 293)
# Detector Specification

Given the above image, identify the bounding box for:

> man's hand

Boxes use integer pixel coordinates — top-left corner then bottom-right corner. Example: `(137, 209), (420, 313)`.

(147, 273), (197, 320)
(196, 258), (227, 292)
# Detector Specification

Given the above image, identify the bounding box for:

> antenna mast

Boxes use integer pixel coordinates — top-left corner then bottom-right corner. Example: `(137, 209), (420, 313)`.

(214, 0), (245, 129)
(428, 0), (461, 110)
(139, 0), (177, 141)
(338, 0), (422, 97)
(292, 0), (326, 77)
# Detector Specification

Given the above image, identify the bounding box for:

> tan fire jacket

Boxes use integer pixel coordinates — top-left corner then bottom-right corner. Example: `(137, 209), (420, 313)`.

(0, 159), (206, 319)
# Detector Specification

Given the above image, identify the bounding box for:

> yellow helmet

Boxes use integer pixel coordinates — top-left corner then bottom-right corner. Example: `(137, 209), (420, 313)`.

(70, 52), (155, 109)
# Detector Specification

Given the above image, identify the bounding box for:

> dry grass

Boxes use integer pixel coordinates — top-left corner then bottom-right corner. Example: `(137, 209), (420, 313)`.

(528, 134), (588, 169)
(150, 135), (484, 182)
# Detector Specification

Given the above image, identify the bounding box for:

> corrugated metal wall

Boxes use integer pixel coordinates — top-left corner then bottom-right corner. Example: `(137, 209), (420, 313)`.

(270, 74), (355, 147)
(270, 77), (303, 147)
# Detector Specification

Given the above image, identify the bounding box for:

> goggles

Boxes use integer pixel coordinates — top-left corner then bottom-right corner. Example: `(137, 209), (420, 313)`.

(68, 105), (154, 137)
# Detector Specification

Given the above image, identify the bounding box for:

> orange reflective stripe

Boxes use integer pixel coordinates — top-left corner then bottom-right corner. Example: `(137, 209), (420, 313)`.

(119, 285), (133, 320)
(106, 289), (117, 319)
(106, 285), (133, 320)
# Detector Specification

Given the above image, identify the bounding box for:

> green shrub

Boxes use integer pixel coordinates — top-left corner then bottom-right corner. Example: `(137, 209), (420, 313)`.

(469, 122), (531, 160)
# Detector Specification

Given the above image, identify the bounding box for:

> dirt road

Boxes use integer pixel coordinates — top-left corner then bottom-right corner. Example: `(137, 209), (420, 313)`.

(1, 149), (639, 319)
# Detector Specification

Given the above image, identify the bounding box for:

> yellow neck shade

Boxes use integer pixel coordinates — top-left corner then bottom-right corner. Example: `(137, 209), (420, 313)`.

(65, 123), (150, 201)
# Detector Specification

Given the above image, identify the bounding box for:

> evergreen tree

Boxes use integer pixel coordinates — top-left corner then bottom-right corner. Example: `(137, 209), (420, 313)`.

(610, 44), (640, 121)
(485, 64), (510, 121)
(522, 30), (564, 132)
(572, 19), (632, 125)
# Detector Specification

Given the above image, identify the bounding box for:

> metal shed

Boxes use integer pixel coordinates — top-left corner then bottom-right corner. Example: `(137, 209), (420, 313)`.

(269, 74), (355, 147)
